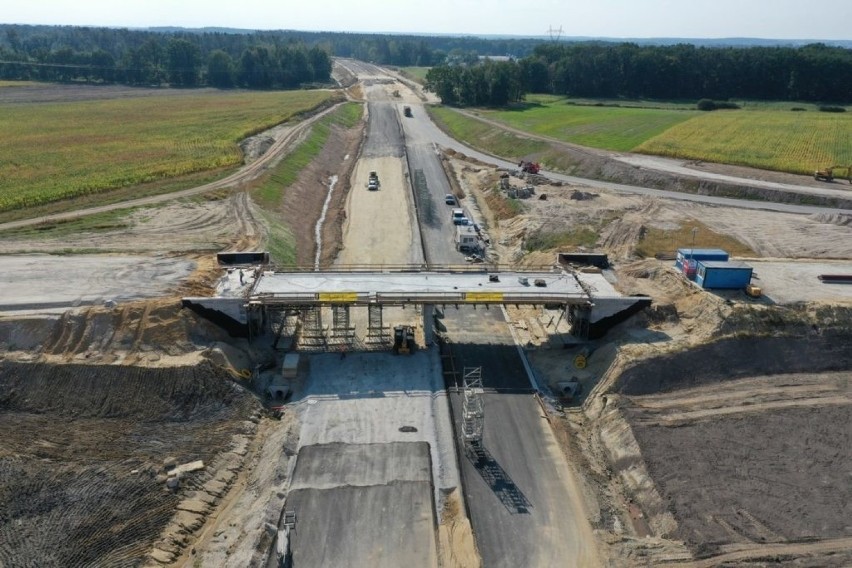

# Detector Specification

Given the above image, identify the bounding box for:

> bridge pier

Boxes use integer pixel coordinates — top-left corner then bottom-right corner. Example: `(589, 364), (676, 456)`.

(422, 304), (435, 346)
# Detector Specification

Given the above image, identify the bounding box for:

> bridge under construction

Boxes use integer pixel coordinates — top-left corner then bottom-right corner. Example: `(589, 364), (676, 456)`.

(183, 266), (651, 346)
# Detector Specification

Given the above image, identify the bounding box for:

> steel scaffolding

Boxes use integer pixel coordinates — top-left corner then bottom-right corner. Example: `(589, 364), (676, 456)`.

(329, 304), (355, 348)
(365, 304), (390, 345)
(299, 306), (326, 349)
(462, 366), (484, 444)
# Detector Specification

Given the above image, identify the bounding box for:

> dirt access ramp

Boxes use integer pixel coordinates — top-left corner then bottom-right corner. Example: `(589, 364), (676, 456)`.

(598, 329), (852, 566)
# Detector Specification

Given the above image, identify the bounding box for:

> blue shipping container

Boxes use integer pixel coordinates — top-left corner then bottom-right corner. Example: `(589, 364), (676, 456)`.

(696, 261), (753, 289)
(675, 248), (729, 270)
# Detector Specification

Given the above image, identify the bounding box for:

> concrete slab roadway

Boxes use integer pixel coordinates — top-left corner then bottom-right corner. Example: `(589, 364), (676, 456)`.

(442, 306), (601, 567)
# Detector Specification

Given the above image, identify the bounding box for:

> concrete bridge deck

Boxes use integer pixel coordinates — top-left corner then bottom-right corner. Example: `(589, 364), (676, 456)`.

(249, 269), (596, 306)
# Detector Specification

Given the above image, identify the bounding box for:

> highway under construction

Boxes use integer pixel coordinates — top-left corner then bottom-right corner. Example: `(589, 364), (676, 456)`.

(178, 59), (645, 568)
(2, 57), (850, 568)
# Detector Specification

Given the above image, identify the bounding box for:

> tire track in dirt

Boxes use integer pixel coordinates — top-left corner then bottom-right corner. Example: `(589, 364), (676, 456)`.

(629, 373), (852, 425)
(664, 537), (852, 568)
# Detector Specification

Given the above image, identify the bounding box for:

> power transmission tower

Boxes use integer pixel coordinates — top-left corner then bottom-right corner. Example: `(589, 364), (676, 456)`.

(548, 25), (563, 43)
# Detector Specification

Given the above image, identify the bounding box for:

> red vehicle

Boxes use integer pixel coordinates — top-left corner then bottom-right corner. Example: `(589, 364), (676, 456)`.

(518, 160), (541, 174)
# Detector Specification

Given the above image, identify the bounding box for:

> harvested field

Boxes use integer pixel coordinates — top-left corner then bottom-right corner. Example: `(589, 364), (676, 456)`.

(0, 361), (261, 567)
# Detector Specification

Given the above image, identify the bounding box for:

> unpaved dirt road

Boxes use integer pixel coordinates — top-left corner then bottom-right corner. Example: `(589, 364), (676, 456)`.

(335, 76), (423, 265)
(0, 255), (195, 313)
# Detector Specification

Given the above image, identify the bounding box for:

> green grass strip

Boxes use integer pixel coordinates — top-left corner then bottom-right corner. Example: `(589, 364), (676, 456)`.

(254, 102), (362, 263)
(479, 95), (697, 152)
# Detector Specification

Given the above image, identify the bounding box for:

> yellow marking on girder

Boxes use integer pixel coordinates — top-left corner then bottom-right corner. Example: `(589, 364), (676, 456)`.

(318, 292), (358, 303)
(464, 292), (504, 303)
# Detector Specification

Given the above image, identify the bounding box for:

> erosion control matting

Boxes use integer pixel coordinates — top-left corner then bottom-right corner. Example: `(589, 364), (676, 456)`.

(0, 360), (260, 568)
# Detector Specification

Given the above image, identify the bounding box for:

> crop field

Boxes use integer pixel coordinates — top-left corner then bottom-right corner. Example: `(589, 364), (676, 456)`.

(399, 66), (430, 83)
(635, 109), (852, 174)
(477, 94), (697, 151)
(0, 89), (335, 213)
(430, 106), (550, 158)
(447, 94), (852, 175)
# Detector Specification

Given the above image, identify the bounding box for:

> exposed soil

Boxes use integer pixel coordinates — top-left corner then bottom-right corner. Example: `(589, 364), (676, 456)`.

(452, 145), (852, 567)
(0, 360), (263, 567)
(0, 83), (362, 567)
(2, 70), (851, 568)
(275, 120), (363, 267)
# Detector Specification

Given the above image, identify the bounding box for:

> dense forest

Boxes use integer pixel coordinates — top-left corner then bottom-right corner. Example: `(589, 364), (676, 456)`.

(426, 42), (852, 106)
(0, 24), (524, 87)
(1, 24), (850, 105)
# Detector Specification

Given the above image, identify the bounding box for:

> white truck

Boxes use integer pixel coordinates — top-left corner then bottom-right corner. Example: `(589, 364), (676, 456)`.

(455, 225), (479, 252)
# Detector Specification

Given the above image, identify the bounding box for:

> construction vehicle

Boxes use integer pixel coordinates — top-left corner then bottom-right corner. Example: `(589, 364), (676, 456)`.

(814, 165), (852, 183)
(393, 325), (415, 354)
(518, 160), (541, 175)
(403, 105), (412, 117)
(367, 170), (379, 191)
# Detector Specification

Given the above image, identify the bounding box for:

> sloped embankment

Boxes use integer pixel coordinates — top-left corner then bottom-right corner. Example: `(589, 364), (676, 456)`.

(603, 313), (852, 563)
(0, 361), (261, 567)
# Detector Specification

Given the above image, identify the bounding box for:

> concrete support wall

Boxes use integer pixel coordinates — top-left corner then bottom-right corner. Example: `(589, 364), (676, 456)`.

(422, 304), (434, 346)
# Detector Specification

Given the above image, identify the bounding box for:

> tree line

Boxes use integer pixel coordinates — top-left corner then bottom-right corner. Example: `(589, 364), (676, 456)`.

(1, 24), (850, 103)
(0, 26), (334, 88)
(0, 24), (520, 87)
(427, 42), (852, 107)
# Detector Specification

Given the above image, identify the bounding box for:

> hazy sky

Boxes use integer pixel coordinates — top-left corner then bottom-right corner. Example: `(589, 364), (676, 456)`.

(4, 0), (850, 40)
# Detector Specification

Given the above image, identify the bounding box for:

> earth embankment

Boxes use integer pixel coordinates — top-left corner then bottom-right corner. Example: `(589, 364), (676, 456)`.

(0, 361), (261, 567)
(602, 320), (852, 564)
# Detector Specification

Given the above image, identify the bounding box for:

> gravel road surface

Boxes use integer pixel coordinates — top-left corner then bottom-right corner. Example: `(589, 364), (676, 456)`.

(403, 108), (468, 265)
